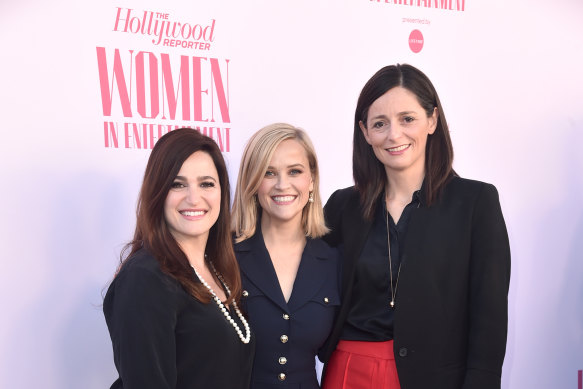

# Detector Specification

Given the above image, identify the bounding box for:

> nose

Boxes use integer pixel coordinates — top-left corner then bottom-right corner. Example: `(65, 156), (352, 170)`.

(386, 123), (402, 141)
(275, 174), (290, 190)
(186, 186), (200, 204)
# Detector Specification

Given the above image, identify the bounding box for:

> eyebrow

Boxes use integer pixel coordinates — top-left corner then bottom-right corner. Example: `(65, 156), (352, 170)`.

(174, 175), (217, 182)
(370, 111), (418, 121)
(267, 163), (305, 170)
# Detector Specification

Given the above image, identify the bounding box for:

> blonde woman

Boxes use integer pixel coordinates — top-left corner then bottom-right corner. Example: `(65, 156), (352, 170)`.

(232, 123), (340, 389)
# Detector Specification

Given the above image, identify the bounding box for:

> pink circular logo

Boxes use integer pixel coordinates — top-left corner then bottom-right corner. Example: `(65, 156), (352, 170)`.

(408, 29), (424, 53)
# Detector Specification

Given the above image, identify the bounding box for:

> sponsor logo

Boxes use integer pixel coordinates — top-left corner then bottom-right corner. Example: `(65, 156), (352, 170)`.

(408, 29), (424, 53)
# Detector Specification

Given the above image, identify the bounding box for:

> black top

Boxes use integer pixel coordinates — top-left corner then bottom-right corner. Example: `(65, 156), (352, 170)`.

(321, 178), (510, 389)
(103, 248), (255, 389)
(340, 191), (421, 341)
(235, 225), (340, 389)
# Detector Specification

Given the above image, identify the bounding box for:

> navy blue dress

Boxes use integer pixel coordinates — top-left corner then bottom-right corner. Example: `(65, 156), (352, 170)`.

(235, 227), (340, 389)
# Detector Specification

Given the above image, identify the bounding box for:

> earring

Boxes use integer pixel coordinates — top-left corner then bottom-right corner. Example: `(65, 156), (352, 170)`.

(308, 191), (314, 203)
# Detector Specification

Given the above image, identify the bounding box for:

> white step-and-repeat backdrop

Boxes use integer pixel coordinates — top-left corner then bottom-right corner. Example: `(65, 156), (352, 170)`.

(1, 1), (582, 388)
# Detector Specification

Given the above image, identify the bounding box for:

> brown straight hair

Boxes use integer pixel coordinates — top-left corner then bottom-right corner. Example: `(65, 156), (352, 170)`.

(120, 128), (241, 305)
(353, 64), (455, 219)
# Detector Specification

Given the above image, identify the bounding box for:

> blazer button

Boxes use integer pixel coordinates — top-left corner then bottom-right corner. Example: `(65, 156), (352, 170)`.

(242, 290), (249, 297)
(323, 297), (329, 304)
(279, 357), (287, 365)
(280, 335), (289, 343)
(278, 373), (286, 381)
(399, 347), (408, 357)
(282, 313), (290, 320)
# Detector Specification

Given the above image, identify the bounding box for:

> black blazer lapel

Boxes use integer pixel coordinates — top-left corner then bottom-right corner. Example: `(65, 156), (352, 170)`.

(235, 233), (288, 313)
(340, 195), (374, 291)
(287, 239), (335, 312)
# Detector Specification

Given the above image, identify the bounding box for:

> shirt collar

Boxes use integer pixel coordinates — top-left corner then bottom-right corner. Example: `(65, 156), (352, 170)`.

(381, 179), (426, 208)
(414, 178), (426, 206)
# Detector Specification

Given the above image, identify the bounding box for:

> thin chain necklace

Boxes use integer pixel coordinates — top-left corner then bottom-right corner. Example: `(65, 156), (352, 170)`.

(191, 261), (251, 344)
(385, 210), (401, 310)
(385, 196), (420, 309)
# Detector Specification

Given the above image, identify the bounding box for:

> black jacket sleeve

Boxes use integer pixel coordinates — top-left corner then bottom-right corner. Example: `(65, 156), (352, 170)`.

(104, 263), (179, 389)
(323, 188), (352, 247)
(462, 184), (511, 389)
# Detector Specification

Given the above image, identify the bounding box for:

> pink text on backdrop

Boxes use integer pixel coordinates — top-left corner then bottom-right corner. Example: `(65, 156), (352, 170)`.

(113, 8), (216, 47)
(103, 122), (230, 151)
(96, 47), (230, 123)
(370, 0), (465, 12)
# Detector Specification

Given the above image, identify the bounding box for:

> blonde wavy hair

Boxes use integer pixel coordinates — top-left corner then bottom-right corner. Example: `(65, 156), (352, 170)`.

(232, 123), (329, 242)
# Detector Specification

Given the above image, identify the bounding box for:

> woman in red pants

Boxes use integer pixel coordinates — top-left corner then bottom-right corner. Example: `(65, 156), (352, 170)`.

(320, 64), (510, 389)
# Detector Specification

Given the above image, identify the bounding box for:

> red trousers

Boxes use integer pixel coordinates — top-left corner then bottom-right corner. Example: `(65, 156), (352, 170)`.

(322, 340), (401, 389)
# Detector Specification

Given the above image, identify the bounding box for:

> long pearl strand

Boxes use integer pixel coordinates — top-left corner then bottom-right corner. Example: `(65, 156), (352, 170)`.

(191, 261), (251, 344)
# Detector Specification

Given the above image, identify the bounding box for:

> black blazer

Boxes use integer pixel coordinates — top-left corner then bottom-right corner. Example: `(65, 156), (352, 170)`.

(103, 249), (255, 389)
(235, 228), (340, 389)
(321, 177), (510, 389)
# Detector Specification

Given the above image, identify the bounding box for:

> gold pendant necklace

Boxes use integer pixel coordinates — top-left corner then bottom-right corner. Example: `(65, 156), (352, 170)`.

(386, 210), (402, 310)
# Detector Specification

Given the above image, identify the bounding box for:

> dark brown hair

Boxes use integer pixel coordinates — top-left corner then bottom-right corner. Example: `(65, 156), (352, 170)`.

(353, 64), (455, 219)
(120, 128), (241, 304)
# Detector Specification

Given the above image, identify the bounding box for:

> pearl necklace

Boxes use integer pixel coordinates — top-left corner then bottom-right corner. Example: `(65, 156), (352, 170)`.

(191, 261), (251, 344)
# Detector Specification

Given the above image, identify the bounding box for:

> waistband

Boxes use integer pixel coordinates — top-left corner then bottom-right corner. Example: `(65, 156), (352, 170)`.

(335, 339), (395, 360)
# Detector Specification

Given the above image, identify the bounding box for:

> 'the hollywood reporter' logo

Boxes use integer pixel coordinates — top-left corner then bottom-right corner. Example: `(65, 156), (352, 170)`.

(113, 7), (216, 50)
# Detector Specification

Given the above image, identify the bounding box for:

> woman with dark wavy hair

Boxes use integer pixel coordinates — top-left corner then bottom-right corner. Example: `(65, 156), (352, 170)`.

(104, 128), (254, 389)
(320, 64), (510, 389)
